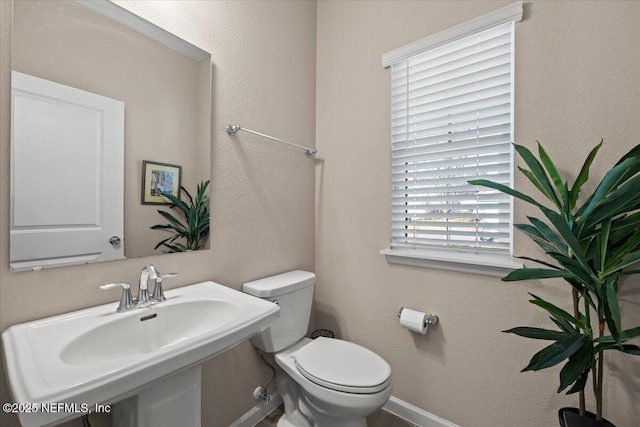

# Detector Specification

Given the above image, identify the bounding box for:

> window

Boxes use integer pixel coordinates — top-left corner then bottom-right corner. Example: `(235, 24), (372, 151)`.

(380, 2), (523, 276)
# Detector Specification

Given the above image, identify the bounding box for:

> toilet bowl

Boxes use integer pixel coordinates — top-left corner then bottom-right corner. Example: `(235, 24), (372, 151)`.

(242, 271), (392, 427)
(275, 338), (392, 427)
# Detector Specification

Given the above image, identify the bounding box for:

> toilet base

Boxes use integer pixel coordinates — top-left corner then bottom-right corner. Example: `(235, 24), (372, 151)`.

(276, 415), (300, 427)
(277, 371), (312, 427)
(276, 370), (373, 427)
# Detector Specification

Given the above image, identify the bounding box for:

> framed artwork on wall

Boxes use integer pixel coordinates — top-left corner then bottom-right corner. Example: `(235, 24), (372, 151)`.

(141, 160), (182, 205)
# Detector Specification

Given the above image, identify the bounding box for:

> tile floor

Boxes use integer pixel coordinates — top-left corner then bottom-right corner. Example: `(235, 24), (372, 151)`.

(254, 405), (417, 427)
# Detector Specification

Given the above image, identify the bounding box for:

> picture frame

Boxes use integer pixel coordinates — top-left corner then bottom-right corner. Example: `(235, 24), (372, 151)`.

(141, 160), (182, 205)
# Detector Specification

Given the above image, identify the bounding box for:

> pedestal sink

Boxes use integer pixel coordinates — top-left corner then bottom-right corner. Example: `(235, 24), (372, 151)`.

(2, 281), (280, 427)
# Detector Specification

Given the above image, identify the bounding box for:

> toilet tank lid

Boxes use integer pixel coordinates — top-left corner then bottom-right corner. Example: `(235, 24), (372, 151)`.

(243, 270), (315, 297)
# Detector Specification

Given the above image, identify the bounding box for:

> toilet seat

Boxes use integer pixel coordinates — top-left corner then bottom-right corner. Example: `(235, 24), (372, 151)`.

(293, 337), (391, 394)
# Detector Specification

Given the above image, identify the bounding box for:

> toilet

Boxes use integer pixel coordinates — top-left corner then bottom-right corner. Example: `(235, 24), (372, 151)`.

(243, 270), (392, 427)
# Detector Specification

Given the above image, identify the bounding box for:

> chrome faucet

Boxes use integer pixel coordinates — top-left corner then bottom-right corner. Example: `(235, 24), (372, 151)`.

(101, 264), (178, 312)
(136, 264), (158, 306)
(151, 271), (178, 302)
(100, 282), (133, 312)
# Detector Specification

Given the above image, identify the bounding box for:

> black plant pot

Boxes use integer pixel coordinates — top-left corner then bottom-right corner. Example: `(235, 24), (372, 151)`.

(559, 408), (617, 427)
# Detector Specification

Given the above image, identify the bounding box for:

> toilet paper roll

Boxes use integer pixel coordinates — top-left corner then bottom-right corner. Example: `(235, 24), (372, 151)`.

(399, 308), (428, 334)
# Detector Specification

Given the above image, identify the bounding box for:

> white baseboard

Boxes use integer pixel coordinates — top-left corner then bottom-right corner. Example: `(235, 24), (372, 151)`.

(382, 396), (460, 427)
(228, 392), (284, 427)
(229, 393), (457, 427)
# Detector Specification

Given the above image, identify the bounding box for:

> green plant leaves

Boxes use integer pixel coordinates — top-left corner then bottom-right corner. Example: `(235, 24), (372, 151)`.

(156, 210), (187, 231)
(513, 224), (558, 254)
(523, 335), (586, 372)
(471, 141), (640, 409)
(546, 253), (595, 290)
(618, 345), (640, 355)
(566, 369), (590, 394)
(151, 180), (210, 252)
(502, 268), (573, 281)
(514, 144), (561, 209)
(550, 316), (579, 336)
(505, 324), (593, 392)
(595, 326), (640, 344)
(604, 250), (640, 276)
(584, 176), (640, 229)
(558, 340), (593, 393)
(615, 144), (640, 166)
(540, 206), (591, 271)
(514, 256), (561, 270)
(569, 141), (602, 210)
(503, 327), (570, 341)
(468, 179), (545, 209)
(597, 218), (611, 272)
(603, 283), (621, 344)
(526, 216), (568, 255)
(528, 294), (588, 331)
(537, 143), (564, 196)
(576, 156), (640, 226)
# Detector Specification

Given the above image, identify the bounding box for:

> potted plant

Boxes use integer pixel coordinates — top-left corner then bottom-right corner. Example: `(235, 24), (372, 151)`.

(469, 141), (640, 426)
(151, 180), (210, 252)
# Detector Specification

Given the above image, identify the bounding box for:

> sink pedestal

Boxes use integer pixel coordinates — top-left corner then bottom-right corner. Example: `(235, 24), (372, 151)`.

(113, 366), (201, 427)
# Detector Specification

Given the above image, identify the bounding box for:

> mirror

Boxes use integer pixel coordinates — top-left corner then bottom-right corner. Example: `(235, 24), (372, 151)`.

(10, 0), (212, 272)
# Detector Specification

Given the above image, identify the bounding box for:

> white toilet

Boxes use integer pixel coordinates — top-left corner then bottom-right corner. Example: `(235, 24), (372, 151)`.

(243, 270), (392, 427)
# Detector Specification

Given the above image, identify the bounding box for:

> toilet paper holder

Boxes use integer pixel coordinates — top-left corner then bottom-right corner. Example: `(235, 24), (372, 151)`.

(398, 307), (439, 327)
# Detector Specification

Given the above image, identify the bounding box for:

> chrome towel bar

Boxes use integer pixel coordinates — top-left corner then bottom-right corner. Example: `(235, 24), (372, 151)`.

(226, 125), (317, 156)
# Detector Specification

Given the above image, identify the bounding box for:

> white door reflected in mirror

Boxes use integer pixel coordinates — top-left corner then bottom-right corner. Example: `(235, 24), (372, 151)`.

(10, 71), (125, 271)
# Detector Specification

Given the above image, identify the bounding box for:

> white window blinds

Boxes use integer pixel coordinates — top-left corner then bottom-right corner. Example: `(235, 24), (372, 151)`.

(389, 20), (515, 255)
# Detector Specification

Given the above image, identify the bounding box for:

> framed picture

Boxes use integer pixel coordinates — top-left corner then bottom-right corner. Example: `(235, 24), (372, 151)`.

(142, 160), (182, 204)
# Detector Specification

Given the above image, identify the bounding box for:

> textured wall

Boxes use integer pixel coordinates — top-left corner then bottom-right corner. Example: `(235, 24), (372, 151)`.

(0, 1), (316, 426)
(315, 1), (640, 426)
(3, 1), (639, 427)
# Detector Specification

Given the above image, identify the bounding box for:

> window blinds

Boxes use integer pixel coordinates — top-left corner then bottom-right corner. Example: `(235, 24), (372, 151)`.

(389, 21), (514, 255)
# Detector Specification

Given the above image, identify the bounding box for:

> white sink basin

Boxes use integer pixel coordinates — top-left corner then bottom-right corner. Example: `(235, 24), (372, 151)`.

(60, 300), (238, 366)
(2, 281), (280, 427)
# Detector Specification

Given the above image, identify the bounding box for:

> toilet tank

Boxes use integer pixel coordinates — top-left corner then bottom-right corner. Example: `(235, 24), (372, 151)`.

(242, 270), (315, 353)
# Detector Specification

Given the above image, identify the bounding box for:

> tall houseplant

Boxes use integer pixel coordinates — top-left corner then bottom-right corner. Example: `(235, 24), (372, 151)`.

(151, 180), (210, 252)
(469, 142), (640, 426)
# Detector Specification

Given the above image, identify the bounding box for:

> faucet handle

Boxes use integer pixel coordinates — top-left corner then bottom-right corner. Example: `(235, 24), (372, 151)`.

(151, 272), (178, 302)
(137, 264), (159, 305)
(101, 283), (133, 312)
(100, 282), (130, 290)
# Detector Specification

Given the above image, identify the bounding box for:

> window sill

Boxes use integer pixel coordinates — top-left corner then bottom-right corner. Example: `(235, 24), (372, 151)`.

(380, 247), (523, 278)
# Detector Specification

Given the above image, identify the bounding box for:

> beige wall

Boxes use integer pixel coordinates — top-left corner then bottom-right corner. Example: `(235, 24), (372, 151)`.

(2, 1), (639, 427)
(12, 0), (210, 259)
(315, 1), (640, 427)
(0, 0), (316, 426)
(316, 1), (640, 427)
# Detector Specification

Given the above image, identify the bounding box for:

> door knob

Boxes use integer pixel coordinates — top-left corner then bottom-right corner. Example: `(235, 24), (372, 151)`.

(109, 236), (122, 245)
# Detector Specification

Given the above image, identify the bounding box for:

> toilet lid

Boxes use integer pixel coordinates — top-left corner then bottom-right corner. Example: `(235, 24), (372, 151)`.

(294, 337), (391, 394)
